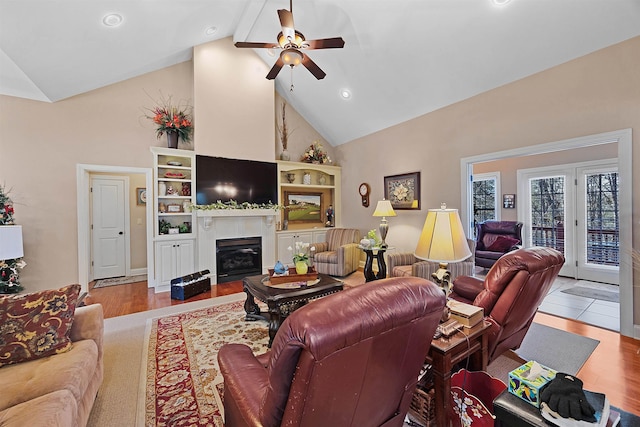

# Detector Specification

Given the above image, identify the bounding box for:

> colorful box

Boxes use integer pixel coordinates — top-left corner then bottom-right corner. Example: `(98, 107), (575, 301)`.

(508, 361), (556, 408)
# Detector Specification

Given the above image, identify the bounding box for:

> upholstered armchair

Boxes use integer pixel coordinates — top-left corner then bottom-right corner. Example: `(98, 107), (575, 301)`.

(218, 276), (446, 427)
(450, 246), (564, 363)
(475, 220), (523, 269)
(312, 228), (361, 276)
(387, 239), (476, 280)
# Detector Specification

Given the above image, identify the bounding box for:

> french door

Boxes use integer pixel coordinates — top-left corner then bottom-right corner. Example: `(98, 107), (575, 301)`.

(518, 160), (619, 284)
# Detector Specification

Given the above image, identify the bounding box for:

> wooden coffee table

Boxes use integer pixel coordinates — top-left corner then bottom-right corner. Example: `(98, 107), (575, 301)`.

(426, 320), (491, 426)
(242, 273), (343, 347)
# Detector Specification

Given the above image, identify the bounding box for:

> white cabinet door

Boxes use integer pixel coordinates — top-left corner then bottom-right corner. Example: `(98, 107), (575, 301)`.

(176, 239), (195, 278)
(155, 239), (195, 287)
(277, 231), (313, 266)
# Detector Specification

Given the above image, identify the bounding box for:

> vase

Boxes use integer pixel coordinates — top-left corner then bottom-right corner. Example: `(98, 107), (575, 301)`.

(303, 172), (311, 185)
(280, 149), (291, 161)
(318, 174), (326, 185)
(158, 181), (167, 196)
(166, 131), (179, 149)
(295, 261), (308, 275)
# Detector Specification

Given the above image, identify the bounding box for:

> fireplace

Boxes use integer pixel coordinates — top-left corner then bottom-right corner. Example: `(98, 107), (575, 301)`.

(216, 237), (262, 283)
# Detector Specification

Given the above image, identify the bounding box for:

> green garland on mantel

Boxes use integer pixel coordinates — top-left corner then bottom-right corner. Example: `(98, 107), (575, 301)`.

(191, 200), (284, 211)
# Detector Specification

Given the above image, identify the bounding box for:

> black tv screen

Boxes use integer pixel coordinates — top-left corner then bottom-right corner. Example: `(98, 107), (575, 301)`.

(195, 155), (277, 206)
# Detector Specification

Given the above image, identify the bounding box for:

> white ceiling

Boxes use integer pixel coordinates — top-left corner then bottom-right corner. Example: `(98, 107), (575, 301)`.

(1, 0), (639, 146)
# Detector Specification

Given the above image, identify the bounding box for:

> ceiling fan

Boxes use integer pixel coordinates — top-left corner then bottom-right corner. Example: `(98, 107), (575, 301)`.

(234, 1), (345, 80)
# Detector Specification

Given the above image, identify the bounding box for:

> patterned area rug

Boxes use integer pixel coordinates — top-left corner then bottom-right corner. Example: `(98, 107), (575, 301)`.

(560, 280), (619, 303)
(141, 300), (269, 427)
(93, 274), (147, 288)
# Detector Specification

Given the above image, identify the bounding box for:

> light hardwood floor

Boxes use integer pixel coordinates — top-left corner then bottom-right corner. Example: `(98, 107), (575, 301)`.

(84, 274), (640, 416)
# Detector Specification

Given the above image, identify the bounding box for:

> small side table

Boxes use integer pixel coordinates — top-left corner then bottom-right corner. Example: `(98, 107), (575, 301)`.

(359, 246), (390, 281)
(427, 320), (491, 426)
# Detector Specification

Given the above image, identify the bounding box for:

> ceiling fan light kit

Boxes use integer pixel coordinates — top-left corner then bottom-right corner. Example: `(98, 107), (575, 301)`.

(234, 1), (344, 81)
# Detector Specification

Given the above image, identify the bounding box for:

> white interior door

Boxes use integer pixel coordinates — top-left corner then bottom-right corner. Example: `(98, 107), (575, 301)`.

(91, 176), (128, 280)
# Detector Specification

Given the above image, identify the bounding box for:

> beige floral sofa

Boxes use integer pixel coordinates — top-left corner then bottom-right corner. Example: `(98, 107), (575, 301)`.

(0, 285), (104, 427)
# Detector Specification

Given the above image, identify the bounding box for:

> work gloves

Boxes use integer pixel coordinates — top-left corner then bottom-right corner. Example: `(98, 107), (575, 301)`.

(540, 373), (596, 422)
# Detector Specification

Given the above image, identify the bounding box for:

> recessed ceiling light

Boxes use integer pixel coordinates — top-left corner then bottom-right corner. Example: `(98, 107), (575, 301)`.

(492, 0), (511, 6)
(340, 89), (352, 100)
(102, 13), (123, 27)
(266, 48), (277, 57)
(205, 26), (218, 36)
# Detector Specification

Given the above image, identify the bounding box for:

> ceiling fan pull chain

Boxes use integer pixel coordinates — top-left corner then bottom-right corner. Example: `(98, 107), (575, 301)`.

(290, 67), (295, 92)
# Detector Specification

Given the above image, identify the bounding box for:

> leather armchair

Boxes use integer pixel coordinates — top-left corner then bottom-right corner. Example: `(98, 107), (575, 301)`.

(218, 276), (446, 427)
(312, 228), (361, 276)
(387, 239), (476, 280)
(475, 220), (523, 269)
(450, 246), (564, 363)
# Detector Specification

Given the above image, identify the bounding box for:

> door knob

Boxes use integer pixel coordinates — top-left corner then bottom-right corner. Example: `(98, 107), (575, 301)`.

(119, 231), (124, 235)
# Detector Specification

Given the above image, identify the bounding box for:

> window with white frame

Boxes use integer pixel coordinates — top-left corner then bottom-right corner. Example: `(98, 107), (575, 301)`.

(472, 173), (500, 236)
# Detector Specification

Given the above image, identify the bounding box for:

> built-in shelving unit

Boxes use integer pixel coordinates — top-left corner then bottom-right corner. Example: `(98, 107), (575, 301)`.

(151, 147), (196, 289)
(275, 160), (341, 265)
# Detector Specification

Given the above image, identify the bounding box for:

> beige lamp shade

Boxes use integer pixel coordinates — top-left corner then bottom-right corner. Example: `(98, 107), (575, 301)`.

(372, 200), (397, 218)
(0, 225), (24, 260)
(414, 205), (471, 263)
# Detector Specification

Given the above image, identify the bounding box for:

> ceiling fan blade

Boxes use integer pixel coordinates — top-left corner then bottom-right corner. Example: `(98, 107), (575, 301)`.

(304, 37), (345, 50)
(301, 53), (326, 80)
(266, 57), (285, 80)
(278, 9), (295, 42)
(235, 41), (280, 49)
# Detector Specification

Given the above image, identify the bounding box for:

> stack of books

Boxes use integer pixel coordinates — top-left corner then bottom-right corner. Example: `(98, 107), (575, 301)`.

(540, 390), (620, 427)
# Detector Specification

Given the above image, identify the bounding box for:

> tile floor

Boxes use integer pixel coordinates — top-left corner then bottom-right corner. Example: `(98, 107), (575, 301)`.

(538, 276), (620, 332)
(473, 268), (620, 332)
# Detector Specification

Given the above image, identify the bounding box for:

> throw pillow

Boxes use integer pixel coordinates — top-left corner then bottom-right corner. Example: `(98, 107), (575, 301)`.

(0, 284), (81, 368)
(486, 235), (520, 252)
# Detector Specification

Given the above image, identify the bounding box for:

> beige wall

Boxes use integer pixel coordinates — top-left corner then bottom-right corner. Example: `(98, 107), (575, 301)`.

(274, 92), (337, 165)
(0, 61), (193, 292)
(336, 36), (640, 320)
(473, 143), (619, 221)
(193, 37), (274, 162)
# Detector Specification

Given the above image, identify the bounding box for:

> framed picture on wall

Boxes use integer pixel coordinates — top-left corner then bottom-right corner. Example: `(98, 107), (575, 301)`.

(284, 191), (323, 223)
(384, 172), (421, 210)
(137, 188), (147, 205)
(503, 194), (515, 209)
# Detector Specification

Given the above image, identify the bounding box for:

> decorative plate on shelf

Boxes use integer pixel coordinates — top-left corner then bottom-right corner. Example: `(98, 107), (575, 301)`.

(166, 161), (182, 166)
(164, 172), (185, 179)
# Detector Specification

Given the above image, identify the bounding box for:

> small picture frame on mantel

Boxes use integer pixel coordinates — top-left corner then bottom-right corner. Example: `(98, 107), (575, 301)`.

(503, 194), (516, 209)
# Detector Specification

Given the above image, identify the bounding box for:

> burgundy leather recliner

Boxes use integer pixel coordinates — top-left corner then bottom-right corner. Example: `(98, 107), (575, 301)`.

(218, 277), (446, 427)
(475, 220), (523, 269)
(450, 246), (564, 364)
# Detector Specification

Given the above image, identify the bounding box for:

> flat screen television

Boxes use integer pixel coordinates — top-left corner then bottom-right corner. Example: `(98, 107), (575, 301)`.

(195, 155), (277, 206)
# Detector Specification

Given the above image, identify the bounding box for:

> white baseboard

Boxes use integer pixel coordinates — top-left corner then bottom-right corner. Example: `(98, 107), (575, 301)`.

(130, 267), (147, 277)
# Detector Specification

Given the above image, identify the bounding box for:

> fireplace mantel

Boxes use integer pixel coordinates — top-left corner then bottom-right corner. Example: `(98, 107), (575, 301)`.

(195, 209), (279, 283)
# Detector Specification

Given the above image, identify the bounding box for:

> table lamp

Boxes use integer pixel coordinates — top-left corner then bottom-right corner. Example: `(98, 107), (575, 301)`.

(0, 225), (24, 261)
(414, 204), (471, 296)
(372, 199), (396, 248)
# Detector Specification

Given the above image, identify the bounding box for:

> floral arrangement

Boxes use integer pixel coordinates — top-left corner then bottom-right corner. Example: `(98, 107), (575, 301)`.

(0, 184), (25, 294)
(288, 241), (315, 264)
(301, 141), (331, 164)
(145, 95), (193, 142)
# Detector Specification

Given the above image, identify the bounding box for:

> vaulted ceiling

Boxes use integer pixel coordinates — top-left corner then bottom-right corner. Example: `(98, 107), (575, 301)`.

(1, 0), (639, 146)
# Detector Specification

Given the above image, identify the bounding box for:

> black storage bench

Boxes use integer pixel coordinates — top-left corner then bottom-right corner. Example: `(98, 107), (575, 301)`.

(170, 270), (211, 300)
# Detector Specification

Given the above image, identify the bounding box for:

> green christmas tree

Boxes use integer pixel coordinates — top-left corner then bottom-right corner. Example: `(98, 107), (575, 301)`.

(1, 184), (24, 293)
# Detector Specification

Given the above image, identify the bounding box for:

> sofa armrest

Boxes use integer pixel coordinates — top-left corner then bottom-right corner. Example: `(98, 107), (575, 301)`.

(452, 276), (484, 302)
(387, 252), (417, 274)
(312, 242), (329, 254)
(70, 304), (104, 362)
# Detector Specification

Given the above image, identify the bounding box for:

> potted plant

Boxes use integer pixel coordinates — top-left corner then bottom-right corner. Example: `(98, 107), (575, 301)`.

(145, 95), (193, 148)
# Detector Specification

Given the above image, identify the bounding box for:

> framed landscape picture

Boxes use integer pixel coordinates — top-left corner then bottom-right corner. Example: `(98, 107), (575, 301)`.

(284, 191), (323, 223)
(384, 172), (421, 210)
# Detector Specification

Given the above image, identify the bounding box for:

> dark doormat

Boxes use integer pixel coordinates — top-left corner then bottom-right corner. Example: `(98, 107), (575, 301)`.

(561, 285), (619, 303)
